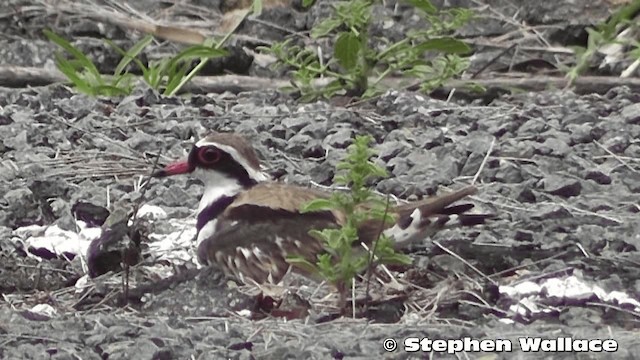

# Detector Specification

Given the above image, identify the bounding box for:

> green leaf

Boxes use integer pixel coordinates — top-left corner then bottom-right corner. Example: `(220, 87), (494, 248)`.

(311, 18), (342, 38)
(414, 37), (471, 54)
(44, 29), (104, 85)
(252, 0), (263, 17)
(286, 255), (319, 273)
(301, 198), (335, 213)
(53, 54), (91, 91)
(405, 0), (437, 14)
(163, 61), (192, 95)
(334, 32), (361, 71)
(108, 35), (153, 76)
(302, 0), (315, 8)
(92, 84), (131, 96)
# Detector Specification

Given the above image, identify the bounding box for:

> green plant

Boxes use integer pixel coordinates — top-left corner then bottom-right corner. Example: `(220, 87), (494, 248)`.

(44, 29), (140, 96)
(108, 37), (227, 96)
(567, 0), (640, 84)
(263, 0), (472, 101)
(288, 135), (411, 309)
(44, 30), (228, 97)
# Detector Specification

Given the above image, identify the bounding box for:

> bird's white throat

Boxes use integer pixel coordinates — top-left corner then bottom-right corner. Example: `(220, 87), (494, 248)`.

(195, 168), (244, 213)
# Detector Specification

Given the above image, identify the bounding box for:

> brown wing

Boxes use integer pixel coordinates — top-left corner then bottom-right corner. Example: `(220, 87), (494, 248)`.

(198, 183), (343, 284)
(197, 217), (334, 284)
(225, 182), (346, 223)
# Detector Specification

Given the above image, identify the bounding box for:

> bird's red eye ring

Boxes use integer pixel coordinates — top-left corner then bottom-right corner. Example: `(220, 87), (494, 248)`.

(197, 147), (222, 164)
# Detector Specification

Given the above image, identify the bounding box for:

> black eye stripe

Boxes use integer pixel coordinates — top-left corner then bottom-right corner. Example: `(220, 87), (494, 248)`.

(189, 144), (257, 188)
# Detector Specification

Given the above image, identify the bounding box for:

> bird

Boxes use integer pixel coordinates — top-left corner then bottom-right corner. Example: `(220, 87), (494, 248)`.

(152, 132), (491, 285)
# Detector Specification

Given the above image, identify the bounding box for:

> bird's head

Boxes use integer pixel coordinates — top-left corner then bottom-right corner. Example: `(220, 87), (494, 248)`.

(153, 133), (270, 210)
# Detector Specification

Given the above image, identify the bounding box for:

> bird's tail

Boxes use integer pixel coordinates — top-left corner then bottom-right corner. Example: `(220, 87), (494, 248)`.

(385, 186), (493, 249)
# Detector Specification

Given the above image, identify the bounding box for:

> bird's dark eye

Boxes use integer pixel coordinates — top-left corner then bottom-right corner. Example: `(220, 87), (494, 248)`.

(197, 147), (222, 164)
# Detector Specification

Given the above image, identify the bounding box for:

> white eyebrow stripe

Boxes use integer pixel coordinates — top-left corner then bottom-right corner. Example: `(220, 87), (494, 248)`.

(195, 140), (271, 182)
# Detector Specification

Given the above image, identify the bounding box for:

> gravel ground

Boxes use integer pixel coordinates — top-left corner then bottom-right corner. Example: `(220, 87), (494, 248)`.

(2, 0), (640, 359)
(2, 82), (640, 359)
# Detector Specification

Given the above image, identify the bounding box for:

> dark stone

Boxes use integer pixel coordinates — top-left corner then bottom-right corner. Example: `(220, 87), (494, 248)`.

(270, 124), (288, 139)
(151, 349), (174, 360)
(515, 185), (537, 203)
(514, 230), (534, 242)
(0, 114), (13, 125)
(543, 175), (582, 197)
(303, 144), (326, 159)
(87, 218), (144, 278)
(530, 205), (573, 221)
(308, 162), (334, 185)
(584, 170), (612, 185)
(71, 202), (110, 227)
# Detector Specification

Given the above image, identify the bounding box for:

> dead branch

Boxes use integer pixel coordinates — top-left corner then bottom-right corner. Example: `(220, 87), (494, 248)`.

(3, 66), (640, 96)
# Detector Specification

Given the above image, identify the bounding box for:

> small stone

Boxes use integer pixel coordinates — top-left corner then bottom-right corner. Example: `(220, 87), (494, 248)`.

(378, 140), (407, 162)
(0, 114), (13, 125)
(621, 172), (640, 193)
(300, 122), (328, 139)
(386, 157), (411, 176)
(126, 131), (163, 150)
(519, 119), (547, 135)
(562, 112), (598, 126)
(303, 143), (325, 159)
(1, 188), (39, 228)
(566, 123), (593, 144)
(543, 175), (582, 197)
(530, 204), (573, 221)
(281, 116), (309, 132)
(286, 134), (322, 157)
(514, 182), (537, 203)
(161, 185), (192, 207)
(620, 103), (640, 124)
(3, 129), (28, 150)
(536, 136), (571, 157)
(601, 135), (629, 154)
(625, 144), (640, 157)
(514, 229), (534, 242)
(285, 134), (313, 153)
(324, 128), (353, 148)
(494, 163), (524, 183)
(584, 170), (612, 185)
(460, 152), (484, 177)
(308, 162), (334, 185)
(270, 124), (288, 139)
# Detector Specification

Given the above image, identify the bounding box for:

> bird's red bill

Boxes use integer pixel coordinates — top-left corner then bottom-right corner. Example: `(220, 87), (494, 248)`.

(152, 159), (194, 177)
